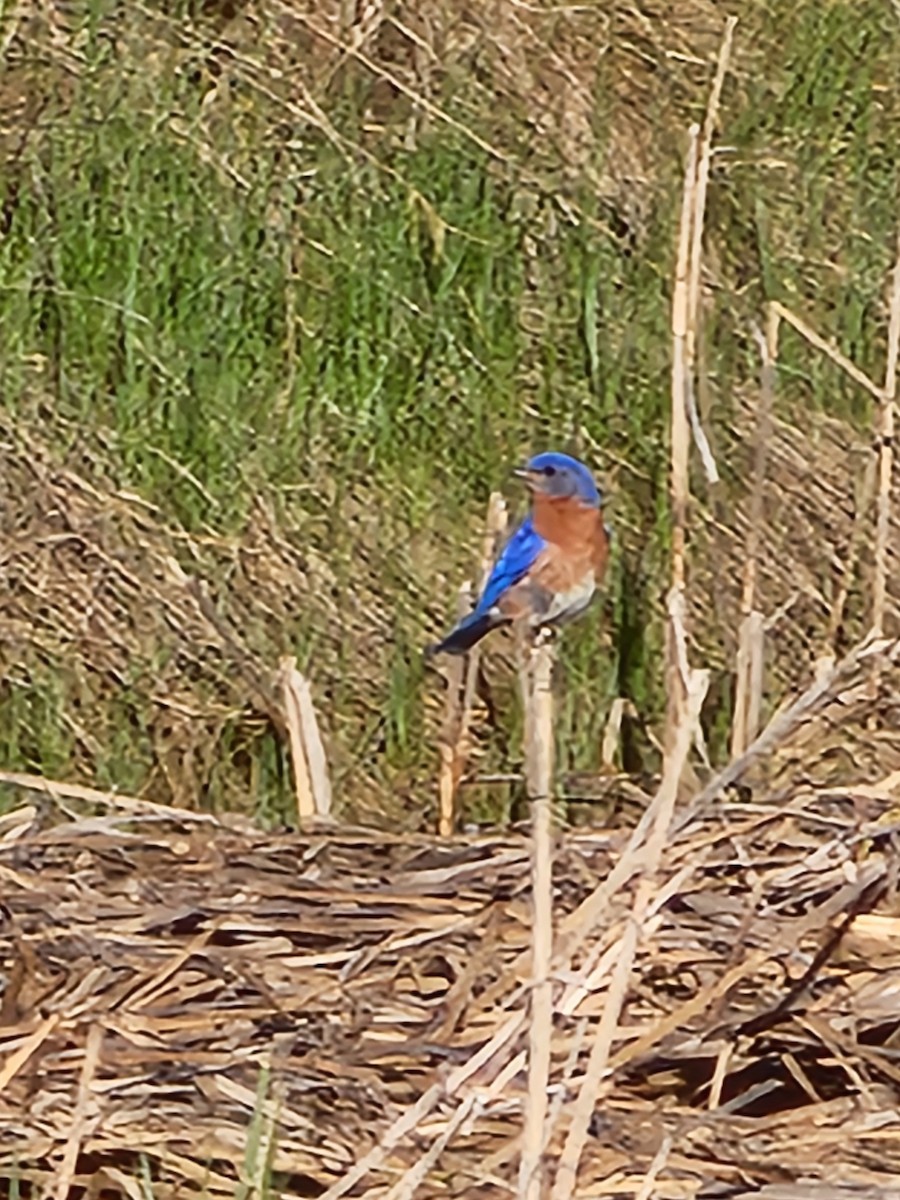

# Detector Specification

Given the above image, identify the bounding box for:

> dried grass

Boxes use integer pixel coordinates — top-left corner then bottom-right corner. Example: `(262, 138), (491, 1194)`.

(3, 669), (900, 1200)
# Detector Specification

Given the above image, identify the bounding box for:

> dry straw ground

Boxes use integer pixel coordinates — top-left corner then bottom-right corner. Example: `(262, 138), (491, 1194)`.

(3, 703), (900, 1200)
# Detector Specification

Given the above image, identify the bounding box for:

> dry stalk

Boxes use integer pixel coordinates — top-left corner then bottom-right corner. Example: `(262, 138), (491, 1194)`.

(732, 308), (778, 756)
(280, 656), (332, 829)
(665, 19), (733, 757)
(873, 231), (900, 637)
(669, 124), (700, 601)
(665, 122), (700, 756)
(381, 1094), (478, 1200)
(684, 16), (736, 486)
(550, 669), (709, 1200)
(0, 770), (221, 825)
(463, 493), (509, 737)
(294, 669), (333, 819)
(707, 1042), (733, 1110)
(518, 635), (556, 1200)
(600, 697), (628, 770)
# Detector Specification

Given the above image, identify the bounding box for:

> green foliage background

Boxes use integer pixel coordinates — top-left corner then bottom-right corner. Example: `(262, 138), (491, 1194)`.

(1, 1), (899, 824)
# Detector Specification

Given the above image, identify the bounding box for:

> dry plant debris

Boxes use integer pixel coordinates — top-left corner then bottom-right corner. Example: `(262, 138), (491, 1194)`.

(4, 642), (900, 1200)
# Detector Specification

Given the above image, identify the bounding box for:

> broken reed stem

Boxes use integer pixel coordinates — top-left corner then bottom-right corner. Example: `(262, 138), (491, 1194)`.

(873, 231), (900, 638)
(280, 656), (332, 829)
(437, 494), (508, 837)
(281, 657), (315, 828)
(732, 308), (778, 757)
(666, 16), (733, 750)
(294, 671), (333, 818)
(518, 636), (555, 1200)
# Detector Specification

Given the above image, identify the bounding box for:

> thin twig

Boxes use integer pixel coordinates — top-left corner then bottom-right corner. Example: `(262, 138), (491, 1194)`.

(382, 1095), (478, 1200)
(320, 1012), (526, 1200)
(771, 301), (883, 402)
(0, 770), (222, 824)
(185, 574), (288, 740)
(829, 453), (877, 651)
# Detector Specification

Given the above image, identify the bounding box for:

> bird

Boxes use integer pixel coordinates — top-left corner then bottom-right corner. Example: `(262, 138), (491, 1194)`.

(428, 451), (610, 656)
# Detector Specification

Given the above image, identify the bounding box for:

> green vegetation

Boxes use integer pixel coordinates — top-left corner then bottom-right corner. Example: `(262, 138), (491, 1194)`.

(1, 1), (899, 824)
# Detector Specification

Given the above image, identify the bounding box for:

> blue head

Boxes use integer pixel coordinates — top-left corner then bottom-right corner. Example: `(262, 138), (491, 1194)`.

(515, 451), (601, 508)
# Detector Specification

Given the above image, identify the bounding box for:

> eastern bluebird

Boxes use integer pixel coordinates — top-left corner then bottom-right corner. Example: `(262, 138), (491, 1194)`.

(429, 451), (609, 656)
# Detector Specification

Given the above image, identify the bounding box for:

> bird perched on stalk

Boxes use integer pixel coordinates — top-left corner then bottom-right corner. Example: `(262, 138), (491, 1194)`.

(428, 451), (609, 656)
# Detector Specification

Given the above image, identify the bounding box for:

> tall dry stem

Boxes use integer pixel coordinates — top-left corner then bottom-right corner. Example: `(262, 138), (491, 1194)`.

(518, 636), (556, 1200)
(665, 123), (700, 755)
(683, 15), (736, 486)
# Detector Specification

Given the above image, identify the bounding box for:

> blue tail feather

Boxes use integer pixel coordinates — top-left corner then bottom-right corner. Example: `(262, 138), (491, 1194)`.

(426, 610), (507, 657)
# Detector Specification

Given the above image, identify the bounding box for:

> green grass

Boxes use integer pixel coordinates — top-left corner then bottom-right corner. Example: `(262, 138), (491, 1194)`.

(1, 0), (899, 823)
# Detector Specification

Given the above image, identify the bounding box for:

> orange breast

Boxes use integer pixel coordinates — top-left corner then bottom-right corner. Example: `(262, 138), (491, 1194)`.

(531, 495), (609, 584)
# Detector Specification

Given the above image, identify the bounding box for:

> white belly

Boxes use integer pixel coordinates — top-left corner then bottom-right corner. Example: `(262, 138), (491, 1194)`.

(529, 575), (596, 629)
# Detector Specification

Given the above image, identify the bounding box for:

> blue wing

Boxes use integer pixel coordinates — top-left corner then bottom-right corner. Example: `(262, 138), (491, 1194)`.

(428, 516), (547, 656)
(474, 515), (546, 616)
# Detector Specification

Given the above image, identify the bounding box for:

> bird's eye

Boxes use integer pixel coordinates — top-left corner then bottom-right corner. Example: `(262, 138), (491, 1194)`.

(543, 466), (557, 477)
